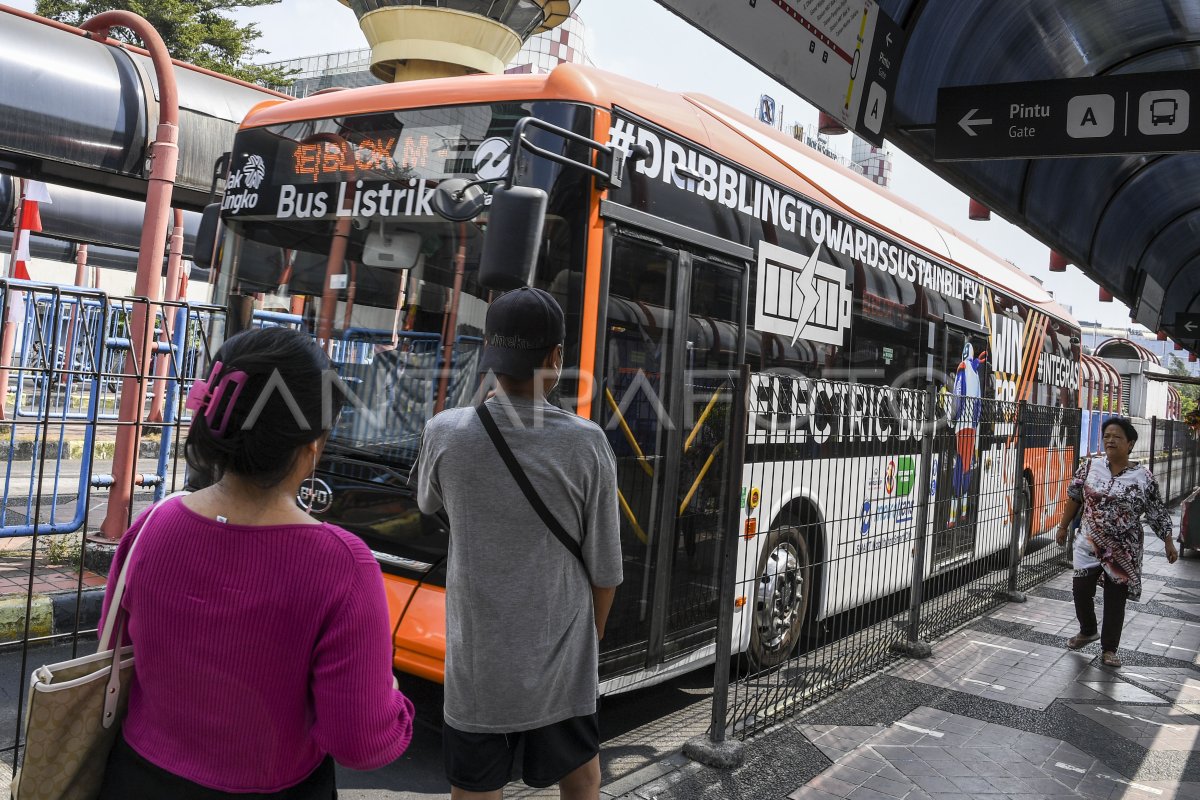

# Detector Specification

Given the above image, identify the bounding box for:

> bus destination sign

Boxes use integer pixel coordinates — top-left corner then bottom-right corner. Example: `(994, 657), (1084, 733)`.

(936, 70), (1200, 160)
(290, 133), (461, 183)
(222, 125), (494, 220)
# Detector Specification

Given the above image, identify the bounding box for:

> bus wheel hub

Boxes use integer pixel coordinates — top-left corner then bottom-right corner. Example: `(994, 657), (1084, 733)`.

(756, 543), (801, 649)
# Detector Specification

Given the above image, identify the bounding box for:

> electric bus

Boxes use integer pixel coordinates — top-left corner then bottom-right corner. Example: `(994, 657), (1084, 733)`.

(209, 63), (1080, 690)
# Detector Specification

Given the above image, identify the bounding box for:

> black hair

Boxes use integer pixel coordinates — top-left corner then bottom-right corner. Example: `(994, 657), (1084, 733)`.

(1101, 416), (1138, 445)
(185, 327), (345, 489)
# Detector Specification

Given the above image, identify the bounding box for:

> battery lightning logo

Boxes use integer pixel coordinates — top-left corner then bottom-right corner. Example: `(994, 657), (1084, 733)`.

(755, 241), (852, 347)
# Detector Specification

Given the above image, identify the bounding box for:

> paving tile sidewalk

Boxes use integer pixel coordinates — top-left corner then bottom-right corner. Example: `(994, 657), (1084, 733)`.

(614, 509), (1200, 800)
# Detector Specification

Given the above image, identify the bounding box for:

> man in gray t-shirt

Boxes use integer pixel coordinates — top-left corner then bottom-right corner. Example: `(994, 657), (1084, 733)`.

(417, 287), (622, 800)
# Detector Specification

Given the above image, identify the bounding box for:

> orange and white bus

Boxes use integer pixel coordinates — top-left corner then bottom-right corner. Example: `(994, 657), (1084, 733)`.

(209, 64), (1080, 689)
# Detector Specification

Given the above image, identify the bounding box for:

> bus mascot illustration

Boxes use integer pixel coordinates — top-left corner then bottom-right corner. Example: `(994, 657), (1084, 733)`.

(949, 341), (987, 527)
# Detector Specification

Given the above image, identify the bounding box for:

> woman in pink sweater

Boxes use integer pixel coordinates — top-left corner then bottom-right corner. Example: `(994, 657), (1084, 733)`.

(98, 327), (414, 799)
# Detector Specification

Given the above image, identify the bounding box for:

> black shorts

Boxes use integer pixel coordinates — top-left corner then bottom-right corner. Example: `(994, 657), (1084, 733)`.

(100, 734), (336, 799)
(443, 712), (599, 792)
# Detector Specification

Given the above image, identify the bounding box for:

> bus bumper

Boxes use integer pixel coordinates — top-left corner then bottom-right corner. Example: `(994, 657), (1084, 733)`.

(382, 573), (446, 684)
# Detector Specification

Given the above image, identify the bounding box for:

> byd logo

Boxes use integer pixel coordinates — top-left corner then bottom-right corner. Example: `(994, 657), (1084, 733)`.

(297, 477), (333, 514)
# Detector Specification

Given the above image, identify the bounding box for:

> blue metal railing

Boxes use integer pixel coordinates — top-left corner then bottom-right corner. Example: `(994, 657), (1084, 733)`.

(0, 282), (485, 537)
(2, 283), (107, 536)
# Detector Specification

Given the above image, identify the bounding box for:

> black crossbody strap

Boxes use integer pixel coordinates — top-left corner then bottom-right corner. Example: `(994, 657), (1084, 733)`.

(475, 403), (587, 572)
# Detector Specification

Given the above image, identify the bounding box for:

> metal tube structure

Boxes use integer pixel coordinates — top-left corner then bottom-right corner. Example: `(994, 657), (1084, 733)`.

(303, 134), (355, 351)
(1004, 402), (1029, 598)
(708, 364), (749, 745)
(1150, 418), (1158, 477)
(899, 385), (937, 656)
(73, 243), (89, 288)
(82, 11), (180, 540)
(0, 183), (26, 422)
(434, 223), (468, 413)
(59, 243), (91, 396)
(318, 216), (352, 349)
(342, 262), (357, 332)
(148, 210), (185, 422)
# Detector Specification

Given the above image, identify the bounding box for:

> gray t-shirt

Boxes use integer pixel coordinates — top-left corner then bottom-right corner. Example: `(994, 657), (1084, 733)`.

(416, 396), (623, 733)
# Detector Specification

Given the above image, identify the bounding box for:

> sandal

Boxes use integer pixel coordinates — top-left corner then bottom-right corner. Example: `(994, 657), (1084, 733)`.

(1067, 632), (1100, 649)
(1102, 651), (1122, 668)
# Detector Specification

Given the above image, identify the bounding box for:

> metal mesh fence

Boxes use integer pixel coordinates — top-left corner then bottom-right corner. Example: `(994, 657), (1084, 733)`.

(0, 280), (451, 772)
(718, 375), (1081, 740)
(1148, 418), (1200, 506)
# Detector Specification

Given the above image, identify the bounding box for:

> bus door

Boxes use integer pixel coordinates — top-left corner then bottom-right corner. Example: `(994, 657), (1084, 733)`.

(598, 230), (747, 675)
(931, 315), (989, 569)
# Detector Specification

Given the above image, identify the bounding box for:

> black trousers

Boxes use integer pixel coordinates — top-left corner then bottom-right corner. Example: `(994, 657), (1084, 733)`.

(1073, 565), (1129, 653)
(99, 735), (337, 800)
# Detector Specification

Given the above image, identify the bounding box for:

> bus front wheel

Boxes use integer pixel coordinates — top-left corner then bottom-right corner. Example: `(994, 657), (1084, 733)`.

(748, 526), (811, 671)
(1014, 479), (1033, 560)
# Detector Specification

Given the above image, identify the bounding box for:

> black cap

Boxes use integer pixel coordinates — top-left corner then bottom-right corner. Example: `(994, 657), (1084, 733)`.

(479, 287), (565, 379)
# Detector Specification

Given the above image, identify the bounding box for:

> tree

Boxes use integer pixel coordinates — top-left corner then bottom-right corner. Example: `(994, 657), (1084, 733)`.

(1167, 354), (1199, 418)
(36, 0), (293, 87)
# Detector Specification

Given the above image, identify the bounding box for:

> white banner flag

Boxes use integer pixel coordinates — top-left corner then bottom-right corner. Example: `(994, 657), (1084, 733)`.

(22, 180), (52, 205)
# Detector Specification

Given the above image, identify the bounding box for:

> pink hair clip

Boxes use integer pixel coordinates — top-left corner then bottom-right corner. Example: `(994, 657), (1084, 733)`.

(185, 361), (249, 437)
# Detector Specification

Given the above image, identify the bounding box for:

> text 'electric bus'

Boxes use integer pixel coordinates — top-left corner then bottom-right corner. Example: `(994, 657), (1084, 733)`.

(211, 64), (1081, 691)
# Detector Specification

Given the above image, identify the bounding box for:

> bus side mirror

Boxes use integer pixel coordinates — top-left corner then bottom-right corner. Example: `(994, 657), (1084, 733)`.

(478, 185), (548, 291)
(194, 202), (224, 270)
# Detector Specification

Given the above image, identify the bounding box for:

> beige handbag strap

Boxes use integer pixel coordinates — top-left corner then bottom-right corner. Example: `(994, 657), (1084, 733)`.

(98, 492), (188, 651)
(99, 492), (187, 729)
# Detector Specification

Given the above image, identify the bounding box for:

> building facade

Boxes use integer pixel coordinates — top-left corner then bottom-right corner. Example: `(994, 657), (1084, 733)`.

(265, 13), (594, 98)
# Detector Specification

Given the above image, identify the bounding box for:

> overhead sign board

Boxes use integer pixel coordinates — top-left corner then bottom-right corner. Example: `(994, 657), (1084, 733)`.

(654, 0), (903, 145)
(936, 70), (1200, 160)
(1176, 313), (1200, 338)
(757, 94), (777, 127)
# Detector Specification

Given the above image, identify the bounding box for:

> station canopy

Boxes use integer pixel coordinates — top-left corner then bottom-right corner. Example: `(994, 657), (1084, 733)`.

(877, 0), (1200, 349)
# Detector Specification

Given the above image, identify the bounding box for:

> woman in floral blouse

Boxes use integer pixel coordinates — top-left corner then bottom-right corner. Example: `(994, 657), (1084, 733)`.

(1055, 416), (1177, 668)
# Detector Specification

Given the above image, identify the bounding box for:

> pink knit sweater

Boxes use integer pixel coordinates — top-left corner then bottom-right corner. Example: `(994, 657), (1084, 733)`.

(99, 496), (414, 792)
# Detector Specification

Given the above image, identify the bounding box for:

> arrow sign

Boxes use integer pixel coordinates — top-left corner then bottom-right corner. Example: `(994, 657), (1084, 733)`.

(958, 108), (993, 136)
(1176, 313), (1200, 336)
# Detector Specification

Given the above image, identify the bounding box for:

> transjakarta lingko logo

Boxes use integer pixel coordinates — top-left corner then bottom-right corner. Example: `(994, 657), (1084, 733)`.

(223, 153), (267, 212)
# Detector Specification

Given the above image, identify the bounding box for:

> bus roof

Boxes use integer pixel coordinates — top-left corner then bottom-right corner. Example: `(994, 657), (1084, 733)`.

(242, 64), (1076, 326)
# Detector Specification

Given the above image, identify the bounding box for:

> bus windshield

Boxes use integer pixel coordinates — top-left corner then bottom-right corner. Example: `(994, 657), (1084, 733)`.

(217, 100), (595, 469)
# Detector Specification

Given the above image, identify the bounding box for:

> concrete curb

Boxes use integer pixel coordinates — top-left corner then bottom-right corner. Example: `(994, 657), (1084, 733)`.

(50, 587), (105, 635)
(0, 587), (106, 644)
(0, 595), (53, 641)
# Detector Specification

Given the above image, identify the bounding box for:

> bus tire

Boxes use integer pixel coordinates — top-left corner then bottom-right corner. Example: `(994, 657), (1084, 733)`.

(1016, 478), (1033, 559)
(747, 525), (811, 671)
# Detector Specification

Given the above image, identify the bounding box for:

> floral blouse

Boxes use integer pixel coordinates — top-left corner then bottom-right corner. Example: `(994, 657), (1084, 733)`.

(1067, 456), (1172, 600)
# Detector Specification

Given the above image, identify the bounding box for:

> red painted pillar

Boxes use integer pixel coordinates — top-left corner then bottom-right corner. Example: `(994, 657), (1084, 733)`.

(73, 243), (89, 288)
(81, 12), (180, 540)
(0, 185), (27, 421)
(147, 210), (185, 423)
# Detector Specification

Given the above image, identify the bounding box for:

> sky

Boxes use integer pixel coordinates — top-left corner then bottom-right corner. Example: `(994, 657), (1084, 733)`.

(7, 0), (1138, 329)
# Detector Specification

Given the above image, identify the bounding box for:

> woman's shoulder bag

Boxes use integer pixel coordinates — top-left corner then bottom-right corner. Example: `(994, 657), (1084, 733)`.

(11, 493), (184, 800)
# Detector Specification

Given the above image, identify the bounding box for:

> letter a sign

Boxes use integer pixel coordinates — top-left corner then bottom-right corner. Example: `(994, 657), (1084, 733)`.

(1066, 95), (1115, 139)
